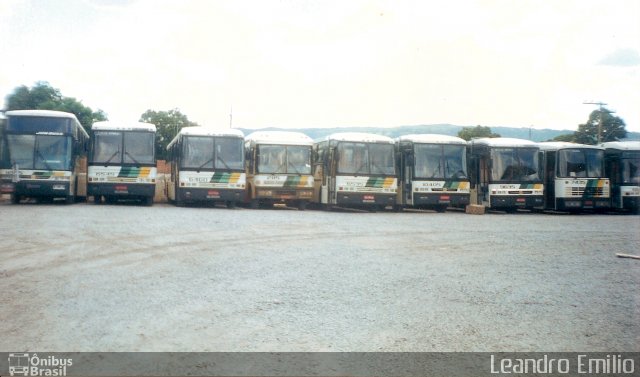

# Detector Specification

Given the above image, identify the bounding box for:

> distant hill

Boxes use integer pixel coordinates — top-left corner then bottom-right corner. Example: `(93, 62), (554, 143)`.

(238, 124), (640, 142)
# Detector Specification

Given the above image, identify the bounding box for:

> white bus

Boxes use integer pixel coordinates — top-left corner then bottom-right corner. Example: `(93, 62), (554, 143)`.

(312, 132), (397, 210)
(601, 141), (639, 212)
(396, 134), (469, 212)
(244, 131), (314, 209)
(538, 142), (610, 211)
(0, 110), (89, 204)
(468, 137), (543, 211)
(167, 127), (245, 207)
(88, 121), (157, 205)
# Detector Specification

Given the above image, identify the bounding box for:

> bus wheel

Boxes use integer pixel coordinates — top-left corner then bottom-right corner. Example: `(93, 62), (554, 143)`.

(250, 199), (259, 209)
(436, 205), (447, 213)
(93, 195), (102, 204)
(11, 194), (21, 204)
(144, 196), (153, 206)
(298, 201), (307, 211)
(226, 201), (236, 209)
(65, 195), (75, 205)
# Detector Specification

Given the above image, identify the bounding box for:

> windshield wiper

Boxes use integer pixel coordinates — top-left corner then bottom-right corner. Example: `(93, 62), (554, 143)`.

(104, 150), (120, 164)
(197, 157), (214, 170)
(35, 149), (52, 170)
(216, 155), (231, 170)
(124, 151), (139, 164)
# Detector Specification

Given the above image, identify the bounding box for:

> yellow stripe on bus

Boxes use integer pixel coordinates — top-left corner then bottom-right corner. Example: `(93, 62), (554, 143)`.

(383, 177), (395, 188)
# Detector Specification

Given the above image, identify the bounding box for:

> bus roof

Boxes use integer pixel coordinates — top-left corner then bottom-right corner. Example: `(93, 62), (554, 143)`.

(537, 141), (603, 151)
(323, 132), (394, 144)
(396, 134), (467, 145)
(167, 127), (245, 149)
(469, 137), (538, 148)
(245, 131), (313, 145)
(92, 121), (156, 132)
(5, 109), (80, 120)
(5, 109), (88, 138)
(599, 141), (640, 151)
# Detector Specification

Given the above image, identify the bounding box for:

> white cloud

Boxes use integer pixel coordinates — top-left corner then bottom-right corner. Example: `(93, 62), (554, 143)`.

(1, 0), (639, 132)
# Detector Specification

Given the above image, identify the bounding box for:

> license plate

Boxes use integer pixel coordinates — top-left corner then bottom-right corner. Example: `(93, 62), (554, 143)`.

(440, 195), (450, 201)
(516, 198), (525, 202)
(207, 190), (220, 198)
(115, 185), (127, 191)
(52, 185), (65, 190)
(363, 195), (375, 201)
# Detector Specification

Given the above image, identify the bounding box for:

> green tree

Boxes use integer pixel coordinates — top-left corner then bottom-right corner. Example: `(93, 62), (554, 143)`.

(139, 109), (200, 159)
(457, 125), (500, 141)
(551, 133), (575, 142)
(4, 81), (107, 131)
(574, 108), (627, 145)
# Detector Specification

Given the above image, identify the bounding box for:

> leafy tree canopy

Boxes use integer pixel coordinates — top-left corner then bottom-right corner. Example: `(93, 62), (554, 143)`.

(4, 81), (107, 131)
(574, 108), (627, 145)
(139, 109), (199, 159)
(551, 133), (576, 142)
(457, 125), (500, 141)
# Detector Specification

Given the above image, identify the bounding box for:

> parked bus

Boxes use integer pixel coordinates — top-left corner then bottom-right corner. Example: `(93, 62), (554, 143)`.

(0, 110), (89, 204)
(468, 137), (543, 211)
(601, 141), (639, 212)
(244, 131), (313, 209)
(396, 134), (469, 212)
(312, 132), (397, 210)
(88, 121), (157, 205)
(538, 142), (610, 211)
(166, 127), (245, 207)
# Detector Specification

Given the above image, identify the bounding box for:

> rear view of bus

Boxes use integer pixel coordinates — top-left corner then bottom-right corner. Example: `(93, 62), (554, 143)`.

(88, 121), (157, 205)
(244, 131), (313, 209)
(539, 142), (610, 211)
(396, 134), (469, 212)
(1, 110), (89, 204)
(312, 133), (397, 211)
(601, 141), (640, 212)
(468, 138), (543, 211)
(166, 127), (245, 207)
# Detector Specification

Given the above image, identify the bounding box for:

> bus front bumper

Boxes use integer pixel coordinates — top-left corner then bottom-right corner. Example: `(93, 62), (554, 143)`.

(336, 192), (396, 207)
(11, 180), (70, 198)
(178, 187), (244, 203)
(411, 193), (470, 207)
(88, 182), (155, 198)
(556, 198), (610, 210)
(491, 195), (543, 209)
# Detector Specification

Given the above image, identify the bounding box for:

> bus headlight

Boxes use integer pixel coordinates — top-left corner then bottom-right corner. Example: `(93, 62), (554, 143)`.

(258, 189), (273, 196)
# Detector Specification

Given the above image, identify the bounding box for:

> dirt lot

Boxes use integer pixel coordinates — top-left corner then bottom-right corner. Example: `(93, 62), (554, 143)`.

(0, 202), (638, 351)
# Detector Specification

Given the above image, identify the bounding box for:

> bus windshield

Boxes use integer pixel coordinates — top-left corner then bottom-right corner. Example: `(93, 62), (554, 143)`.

(124, 132), (155, 164)
(92, 131), (122, 164)
(557, 149), (603, 178)
(491, 147), (539, 182)
(414, 144), (467, 179)
(337, 142), (395, 175)
(215, 137), (243, 170)
(182, 136), (243, 170)
(7, 134), (72, 170)
(621, 153), (639, 184)
(258, 145), (311, 174)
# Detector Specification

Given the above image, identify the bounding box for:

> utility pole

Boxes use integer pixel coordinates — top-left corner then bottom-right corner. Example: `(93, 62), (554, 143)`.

(583, 101), (614, 143)
(229, 105), (233, 128)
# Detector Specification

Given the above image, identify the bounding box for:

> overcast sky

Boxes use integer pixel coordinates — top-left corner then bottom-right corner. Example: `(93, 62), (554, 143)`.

(1, 0), (639, 132)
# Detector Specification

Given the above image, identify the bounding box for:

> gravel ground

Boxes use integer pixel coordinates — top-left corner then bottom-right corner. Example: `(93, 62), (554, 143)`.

(0, 202), (638, 352)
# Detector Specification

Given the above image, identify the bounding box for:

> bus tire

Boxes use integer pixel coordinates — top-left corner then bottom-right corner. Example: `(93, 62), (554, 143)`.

(144, 196), (153, 206)
(65, 195), (75, 205)
(11, 194), (20, 204)
(250, 199), (259, 209)
(298, 201), (307, 211)
(226, 201), (236, 209)
(436, 205), (447, 213)
(93, 195), (102, 204)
